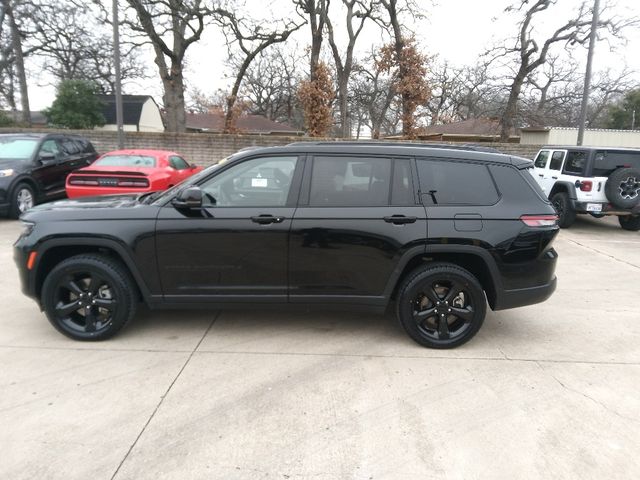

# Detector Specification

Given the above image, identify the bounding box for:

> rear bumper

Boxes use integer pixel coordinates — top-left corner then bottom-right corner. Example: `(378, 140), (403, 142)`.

(571, 201), (640, 215)
(493, 276), (557, 311)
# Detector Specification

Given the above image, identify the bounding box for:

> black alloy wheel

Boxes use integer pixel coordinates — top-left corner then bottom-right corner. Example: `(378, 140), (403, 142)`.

(41, 255), (137, 340)
(397, 264), (486, 349)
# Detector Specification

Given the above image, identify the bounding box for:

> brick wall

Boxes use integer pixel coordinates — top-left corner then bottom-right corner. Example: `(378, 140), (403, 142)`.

(0, 127), (543, 165)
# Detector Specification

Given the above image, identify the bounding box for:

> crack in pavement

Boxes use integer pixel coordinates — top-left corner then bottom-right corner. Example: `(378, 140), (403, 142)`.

(536, 361), (640, 425)
(566, 237), (640, 270)
(109, 312), (220, 480)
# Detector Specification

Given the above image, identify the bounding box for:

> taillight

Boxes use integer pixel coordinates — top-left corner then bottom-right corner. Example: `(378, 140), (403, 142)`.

(520, 215), (558, 227)
(68, 177), (99, 186)
(117, 179), (149, 187)
(579, 181), (592, 192)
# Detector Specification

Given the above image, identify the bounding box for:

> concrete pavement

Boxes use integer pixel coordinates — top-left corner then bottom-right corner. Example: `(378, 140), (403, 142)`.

(1, 215), (639, 479)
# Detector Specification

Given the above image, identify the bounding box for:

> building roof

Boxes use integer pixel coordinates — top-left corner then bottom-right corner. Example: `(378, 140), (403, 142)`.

(418, 118), (519, 139)
(97, 95), (158, 126)
(185, 112), (301, 135)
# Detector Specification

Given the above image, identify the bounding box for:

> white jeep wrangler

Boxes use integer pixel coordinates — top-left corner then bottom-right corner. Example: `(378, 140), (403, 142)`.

(532, 146), (640, 230)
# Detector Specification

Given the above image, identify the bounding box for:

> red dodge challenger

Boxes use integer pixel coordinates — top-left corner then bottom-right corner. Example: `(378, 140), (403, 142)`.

(66, 149), (202, 198)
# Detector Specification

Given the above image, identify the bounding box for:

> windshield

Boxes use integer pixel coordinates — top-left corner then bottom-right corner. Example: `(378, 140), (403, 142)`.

(95, 154), (157, 167)
(0, 138), (38, 160)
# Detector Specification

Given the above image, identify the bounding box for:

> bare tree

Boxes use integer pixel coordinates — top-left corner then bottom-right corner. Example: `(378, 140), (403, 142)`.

(122, 0), (209, 132)
(350, 48), (398, 137)
(375, 0), (429, 137)
(293, 0), (329, 78)
(323, 0), (374, 137)
(213, 8), (305, 133)
(31, 1), (146, 94)
(497, 0), (633, 141)
(0, 0), (35, 124)
(240, 46), (304, 127)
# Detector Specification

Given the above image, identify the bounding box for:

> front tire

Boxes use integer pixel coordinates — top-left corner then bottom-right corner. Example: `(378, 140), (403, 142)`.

(551, 192), (576, 228)
(9, 182), (35, 219)
(396, 263), (487, 349)
(618, 215), (640, 231)
(41, 254), (137, 340)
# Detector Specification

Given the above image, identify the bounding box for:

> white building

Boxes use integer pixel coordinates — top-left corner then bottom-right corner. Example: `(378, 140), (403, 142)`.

(94, 95), (164, 133)
(521, 126), (640, 147)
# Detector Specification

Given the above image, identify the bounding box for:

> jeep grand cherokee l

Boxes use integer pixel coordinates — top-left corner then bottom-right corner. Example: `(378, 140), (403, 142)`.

(14, 143), (559, 349)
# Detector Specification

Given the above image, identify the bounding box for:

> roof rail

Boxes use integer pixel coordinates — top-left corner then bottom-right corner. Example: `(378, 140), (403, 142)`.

(284, 140), (500, 153)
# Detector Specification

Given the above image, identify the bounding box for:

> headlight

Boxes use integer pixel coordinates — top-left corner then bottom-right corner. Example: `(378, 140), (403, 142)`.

(20, 221), (35, 237)
(0, 168), (14, 177)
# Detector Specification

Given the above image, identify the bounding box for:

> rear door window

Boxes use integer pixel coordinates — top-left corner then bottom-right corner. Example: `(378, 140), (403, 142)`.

(563, 151), (587, 175)
(309, 156), (391, 206)
(416, 159), (499, 205)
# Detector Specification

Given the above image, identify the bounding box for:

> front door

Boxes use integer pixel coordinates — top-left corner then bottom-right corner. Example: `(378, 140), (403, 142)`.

(155, 155), (301, 302)
(30, 138), (67, 198)
(533, 149), (565, 196)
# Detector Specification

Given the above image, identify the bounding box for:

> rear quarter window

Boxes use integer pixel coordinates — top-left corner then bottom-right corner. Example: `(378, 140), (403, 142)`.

(491, 165), (549, 204)
(562, 151), (587, 175)
(416, 159), (499, 205)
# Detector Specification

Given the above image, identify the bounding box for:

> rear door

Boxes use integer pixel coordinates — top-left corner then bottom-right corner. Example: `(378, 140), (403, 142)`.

(289, 155), (427, 304)
(168, 155), (195, 184)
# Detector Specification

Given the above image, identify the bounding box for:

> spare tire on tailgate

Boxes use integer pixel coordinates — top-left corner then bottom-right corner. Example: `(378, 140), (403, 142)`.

(605, 167), (640, 209)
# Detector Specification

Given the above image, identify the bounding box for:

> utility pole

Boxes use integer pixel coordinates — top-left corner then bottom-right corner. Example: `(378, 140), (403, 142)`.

(112, 0), (124, 149)
(577, 0), (600, 146)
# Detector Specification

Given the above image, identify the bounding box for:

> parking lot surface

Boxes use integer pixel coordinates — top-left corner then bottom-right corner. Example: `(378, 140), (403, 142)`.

(1, 215), (639, 479)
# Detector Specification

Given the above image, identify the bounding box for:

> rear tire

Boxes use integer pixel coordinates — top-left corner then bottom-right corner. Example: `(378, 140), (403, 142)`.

(618, 215), (640, 231)
(551, 192), (576, 228)
(41, 254), (137, 340)
(396, 263), (486, 349)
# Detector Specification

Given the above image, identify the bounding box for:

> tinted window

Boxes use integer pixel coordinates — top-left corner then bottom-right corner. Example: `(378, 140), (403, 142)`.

(549, 151), (565, 170)
(310, 156), (391, 206)
(169, 156), (189, 170)
(39, 139), (60, 157)
(490, 165), (548, 203)
(60, 138), (81, 155)
(534, 150), (550, 168)
(95, 155), (156, 167)
(563, 151), (587, 175)
(391, 158), (414, 205)
(593, 151), (640, 176)
(417, 159), (499, 205)
(200, 156), (298, 207)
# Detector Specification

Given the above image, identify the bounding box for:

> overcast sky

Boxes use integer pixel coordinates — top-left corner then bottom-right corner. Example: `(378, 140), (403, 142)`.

(27, 0), (640, 110)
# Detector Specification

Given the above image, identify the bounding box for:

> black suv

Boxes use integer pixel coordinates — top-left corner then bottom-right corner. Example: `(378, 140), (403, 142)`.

(14, 143), (559, 348)
(0, 133), (98, 218)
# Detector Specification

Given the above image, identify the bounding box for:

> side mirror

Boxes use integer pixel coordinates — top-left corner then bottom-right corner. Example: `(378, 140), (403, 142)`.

(39, 152), (56, 164)
(190, 163), (198, 170)
(172, 186), (204, 209)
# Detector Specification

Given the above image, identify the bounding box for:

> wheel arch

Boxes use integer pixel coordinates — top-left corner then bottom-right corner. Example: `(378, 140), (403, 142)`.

(548, 181), (577, 200)
(385, 245), (503, 310)
(33, 238), (151, 304)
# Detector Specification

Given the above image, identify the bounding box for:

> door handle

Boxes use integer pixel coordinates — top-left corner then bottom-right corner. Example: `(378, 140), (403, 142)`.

(551, 176), (558, 180)
(251, 215), (284, 224)
(538, 174), (544, 178)
(383, 215), (417, 225)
